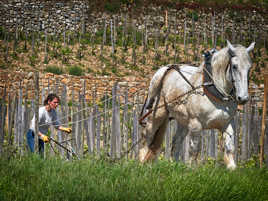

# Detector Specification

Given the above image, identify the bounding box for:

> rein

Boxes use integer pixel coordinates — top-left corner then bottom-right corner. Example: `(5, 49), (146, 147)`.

(139, 83), (203, 126)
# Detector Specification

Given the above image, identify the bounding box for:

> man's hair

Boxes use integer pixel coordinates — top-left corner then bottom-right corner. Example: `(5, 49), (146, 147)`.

(44, 93), (60, 105)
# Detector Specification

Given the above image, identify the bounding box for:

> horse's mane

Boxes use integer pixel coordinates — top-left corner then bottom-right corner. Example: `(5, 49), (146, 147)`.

(206, 47), (230, 94)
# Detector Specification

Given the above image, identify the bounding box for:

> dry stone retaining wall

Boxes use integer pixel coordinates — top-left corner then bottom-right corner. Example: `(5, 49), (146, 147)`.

(0, 0), (267, 41)
(0, 69), (148, 103)
(0, 69), (264, 106)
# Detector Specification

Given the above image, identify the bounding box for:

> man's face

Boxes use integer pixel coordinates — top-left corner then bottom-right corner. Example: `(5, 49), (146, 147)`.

(48, 98), (59, 109)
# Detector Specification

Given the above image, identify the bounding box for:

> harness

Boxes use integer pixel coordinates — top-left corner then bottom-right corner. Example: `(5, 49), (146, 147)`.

(139, 49), (236, 126)
(202, 49), (236, 103)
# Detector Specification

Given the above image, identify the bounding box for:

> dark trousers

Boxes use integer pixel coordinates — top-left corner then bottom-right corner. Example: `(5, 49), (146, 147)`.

(26, 129), (45, 156)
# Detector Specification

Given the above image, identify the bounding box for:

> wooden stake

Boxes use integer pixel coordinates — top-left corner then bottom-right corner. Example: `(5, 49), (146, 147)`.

(34, 72), (39, 153)
(165, 10), (168, 28)
(260, 74), (268, 168)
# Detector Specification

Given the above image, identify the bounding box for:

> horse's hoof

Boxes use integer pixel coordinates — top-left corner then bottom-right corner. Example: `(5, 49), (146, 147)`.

(227, 163), (236, 170)
(139, 147), (148, 162)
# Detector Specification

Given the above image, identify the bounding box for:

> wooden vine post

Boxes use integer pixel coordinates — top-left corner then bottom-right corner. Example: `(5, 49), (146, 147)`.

(34, 72), (39, 153)
(260, 73), (268, 168)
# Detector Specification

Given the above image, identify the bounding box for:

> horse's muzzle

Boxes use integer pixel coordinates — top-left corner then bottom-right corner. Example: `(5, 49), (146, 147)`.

(237, 95), (249, 105)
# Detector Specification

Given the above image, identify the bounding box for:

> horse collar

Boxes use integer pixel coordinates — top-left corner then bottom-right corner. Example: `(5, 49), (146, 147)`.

(202, 50), (235, 103)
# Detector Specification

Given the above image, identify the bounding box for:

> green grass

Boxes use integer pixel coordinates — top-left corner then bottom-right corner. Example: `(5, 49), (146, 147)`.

(44, 65), (64, 75)
(0, 155), (267, 201)
(68, 65), (84, 76)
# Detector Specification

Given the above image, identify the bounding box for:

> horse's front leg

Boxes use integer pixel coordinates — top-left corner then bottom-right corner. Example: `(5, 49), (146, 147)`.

(186, 118), (202, 167)
(171, 123), (188, 161)
(188, 134), (201, 166)
(223, 120), (236, 170)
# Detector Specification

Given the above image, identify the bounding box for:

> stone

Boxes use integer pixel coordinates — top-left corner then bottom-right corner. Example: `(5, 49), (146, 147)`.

(27, 72), (34, 79)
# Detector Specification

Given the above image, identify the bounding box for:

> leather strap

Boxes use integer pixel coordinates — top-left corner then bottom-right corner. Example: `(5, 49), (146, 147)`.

(202, 51), (232, 103)
(169, 65), (195, 90)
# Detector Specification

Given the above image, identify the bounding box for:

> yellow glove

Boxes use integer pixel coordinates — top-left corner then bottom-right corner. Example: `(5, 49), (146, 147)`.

(40, 134), (50, 143)
(61, 127), (72, 133)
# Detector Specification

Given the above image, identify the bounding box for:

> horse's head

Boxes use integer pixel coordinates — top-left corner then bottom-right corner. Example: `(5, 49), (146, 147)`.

(226, 40), (255, 104)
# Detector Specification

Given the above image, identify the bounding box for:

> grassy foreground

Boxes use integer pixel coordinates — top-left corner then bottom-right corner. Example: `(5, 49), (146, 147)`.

(0, 155), (267, 201)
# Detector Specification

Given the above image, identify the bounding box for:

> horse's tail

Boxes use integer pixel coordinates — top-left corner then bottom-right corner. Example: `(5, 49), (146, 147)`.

(139, 66), (170, 126)
(139, 92), (148, 118)
(147, 66), (170, 106)
(141, 66), (170, 114)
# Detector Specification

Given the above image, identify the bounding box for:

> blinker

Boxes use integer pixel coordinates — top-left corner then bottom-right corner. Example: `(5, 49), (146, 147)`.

(228, 48), (236, 58)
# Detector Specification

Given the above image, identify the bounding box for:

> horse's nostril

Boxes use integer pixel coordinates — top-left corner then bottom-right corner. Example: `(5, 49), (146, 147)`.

(244, 96), (249, 102)
(237, 95), (249, 104)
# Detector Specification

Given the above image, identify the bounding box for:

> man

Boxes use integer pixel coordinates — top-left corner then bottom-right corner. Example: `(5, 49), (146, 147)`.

(26, 93), (72, 155)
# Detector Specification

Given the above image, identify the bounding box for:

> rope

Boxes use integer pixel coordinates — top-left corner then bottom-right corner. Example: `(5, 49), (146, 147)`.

(139, 85), (203, 125)
(38, 85), (147, 127)
(58, 101), (140, 127)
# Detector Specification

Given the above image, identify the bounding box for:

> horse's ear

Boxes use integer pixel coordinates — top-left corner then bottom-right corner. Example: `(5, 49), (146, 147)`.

(227, 40), (235, 57)
(227, 40), (235, 52)
(247, 42), (255, 52)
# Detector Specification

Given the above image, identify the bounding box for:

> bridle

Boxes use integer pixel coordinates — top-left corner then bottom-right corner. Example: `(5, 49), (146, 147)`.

(202, 49), (236, 103)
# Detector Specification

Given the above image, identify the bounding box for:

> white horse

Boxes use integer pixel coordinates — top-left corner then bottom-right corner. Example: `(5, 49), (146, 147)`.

(139, 41), (255, 169)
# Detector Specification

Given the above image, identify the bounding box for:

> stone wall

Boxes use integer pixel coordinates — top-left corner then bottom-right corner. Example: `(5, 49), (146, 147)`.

(0, 69), (147, 103)
(0, 0), (267, 40)
(0, 69), (264, 107)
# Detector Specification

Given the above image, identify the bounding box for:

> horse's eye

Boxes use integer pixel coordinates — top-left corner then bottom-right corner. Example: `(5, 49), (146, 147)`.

(232, 65), (238, 71)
